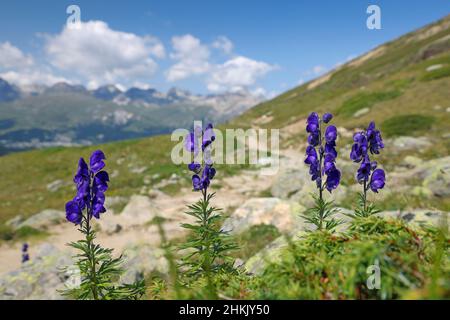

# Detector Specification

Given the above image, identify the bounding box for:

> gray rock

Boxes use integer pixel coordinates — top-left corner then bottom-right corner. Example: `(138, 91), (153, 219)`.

(16, 209), (65, 231)
(271, 166), (348, 207)
(353, 107), (370, 118)
(222, 197), (305, 234)
(390, 136), (431, 152)
(120, 244), (168, 284)
(119, 195), (158, 226)
(0, 243), (73, 300)
(5, 215), (24, 229)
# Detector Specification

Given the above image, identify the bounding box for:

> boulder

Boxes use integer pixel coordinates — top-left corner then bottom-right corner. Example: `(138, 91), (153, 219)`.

(221, 198), (305, 234)
(119, 195), (158, 226)
(271, 167), (348, 207)
(0, 243), (72, 300)
(390, 136), (431, 152)
(120, 244), (168, 284)
(15, 210), (65, 231)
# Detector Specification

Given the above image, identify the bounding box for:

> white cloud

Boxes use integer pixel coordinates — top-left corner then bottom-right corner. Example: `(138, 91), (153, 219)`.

(0, 69), (69, 87)
(0, 42), (34, 69)
(207, 56), (275, 92)
(212, 36), (234, 54)
(165, 34), (210, 81)
(45, 20), (164, 85)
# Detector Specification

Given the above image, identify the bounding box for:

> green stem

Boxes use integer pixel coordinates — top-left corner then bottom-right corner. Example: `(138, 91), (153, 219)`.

(85, 213), (99, 300)
(318, 121), (324, 230)
(363, 179), (368, 215)
(201, 189), (216, 299)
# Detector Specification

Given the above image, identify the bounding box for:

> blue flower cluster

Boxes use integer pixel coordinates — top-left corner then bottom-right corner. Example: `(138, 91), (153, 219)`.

(350, 122), (386, 192)
(22, 243), (29, 263)
(185, 123), (217, 191)
(304, 112), (341, 192)
(65, 150), (109, 224)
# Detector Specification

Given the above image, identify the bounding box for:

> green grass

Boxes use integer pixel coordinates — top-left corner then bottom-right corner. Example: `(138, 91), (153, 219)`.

(336, 90), (403, 117)
(381, 114), (435, 137)
(233, 224), (281, 260)
(0, 225), (48, 242)
(421, 65), (450, 81)
(150, 216), (449, 300)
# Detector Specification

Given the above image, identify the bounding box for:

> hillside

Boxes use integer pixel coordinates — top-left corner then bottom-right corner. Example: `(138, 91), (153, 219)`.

(0, 14), (449, 230)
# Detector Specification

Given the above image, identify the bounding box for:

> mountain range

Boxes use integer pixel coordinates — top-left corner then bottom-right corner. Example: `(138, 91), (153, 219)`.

(0, 80), (265, 154)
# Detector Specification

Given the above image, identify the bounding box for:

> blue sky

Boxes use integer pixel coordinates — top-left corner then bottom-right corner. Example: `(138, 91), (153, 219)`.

(0, 0), (448, 96)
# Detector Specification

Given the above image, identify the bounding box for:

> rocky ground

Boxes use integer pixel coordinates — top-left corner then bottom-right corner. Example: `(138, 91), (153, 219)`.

(0, 135), (448, 299)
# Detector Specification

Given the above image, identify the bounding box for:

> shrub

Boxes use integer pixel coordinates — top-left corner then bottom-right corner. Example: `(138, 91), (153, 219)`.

(381, 114), (435, 137)
(337, 90), (402, 117)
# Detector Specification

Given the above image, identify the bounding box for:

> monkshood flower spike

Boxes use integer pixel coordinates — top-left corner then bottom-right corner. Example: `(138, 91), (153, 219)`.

(180, 123), (237, 298)
(302, 112), (342, 231)
(21, 243), (29, 263)
(62, 150), (145, 300)
(349, 121), (386, 217)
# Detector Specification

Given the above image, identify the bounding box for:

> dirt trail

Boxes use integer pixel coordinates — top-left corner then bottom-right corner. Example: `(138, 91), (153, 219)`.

(0, 161), (281, 275)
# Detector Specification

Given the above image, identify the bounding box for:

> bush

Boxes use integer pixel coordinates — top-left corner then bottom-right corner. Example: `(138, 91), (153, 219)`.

(234, 224), (281, 260)
(221, 217), (449, 299)
(381, 114), (435, 137)
(0, 224), (15, 241)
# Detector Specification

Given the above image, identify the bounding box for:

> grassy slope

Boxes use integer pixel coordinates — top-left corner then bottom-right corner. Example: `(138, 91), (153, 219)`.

(0, 15), (449, 225)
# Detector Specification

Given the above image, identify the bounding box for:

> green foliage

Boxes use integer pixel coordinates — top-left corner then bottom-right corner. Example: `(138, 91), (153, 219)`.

(348, 192), (381, 218)
(214, 217), (449, 299)
(420, 65), (450, 81)
(234, 224), (281, 260)
(336, 90), (402, 117)
(301, 195), (343, 231)
(0, 224), (15, 241)
(381, 114), (435, 137)
(62, 214), (145, 300)
(0, 224), (48, 242)
(179, 191), (238, 298)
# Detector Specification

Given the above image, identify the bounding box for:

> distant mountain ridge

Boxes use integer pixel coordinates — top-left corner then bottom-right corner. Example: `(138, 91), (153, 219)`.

(0, 79), (265, 154)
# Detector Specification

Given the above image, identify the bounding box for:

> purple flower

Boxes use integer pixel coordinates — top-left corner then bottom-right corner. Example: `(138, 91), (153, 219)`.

(304, 112), (340, 192)
(366, 122), (384, 154)
(370, 169), (386, 192)
(202, 123), (216, 151)
(325, 125), (337, 142)
(188, 162), (201, 172)
(350, 122), (386, 191)
(306, 112), (319, 133)
(323, 113), (333, 123)
(65, 150), (109, 224)
(22, 253), (30, 263)
(304, 146), (318, 165)
(89, 150), (106, 174)
(186, 124), (217, 192)
(350, 133), (367, 163)
(22, 243), (28, 253)
(357, 158), (372, 183)
(184, 130), (200, 156)
(66, 200), (83, 224)
(325, 167), (341, 192)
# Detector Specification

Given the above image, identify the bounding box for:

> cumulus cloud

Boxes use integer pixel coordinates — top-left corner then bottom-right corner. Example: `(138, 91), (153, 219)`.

(0, 69), (69, 87)
(0, 42), (34, 69)
(212, 36), (234, 54)
(45, 20), (165, 85)
(207, 56), (275, 92)
(165, 34), (211, 81)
